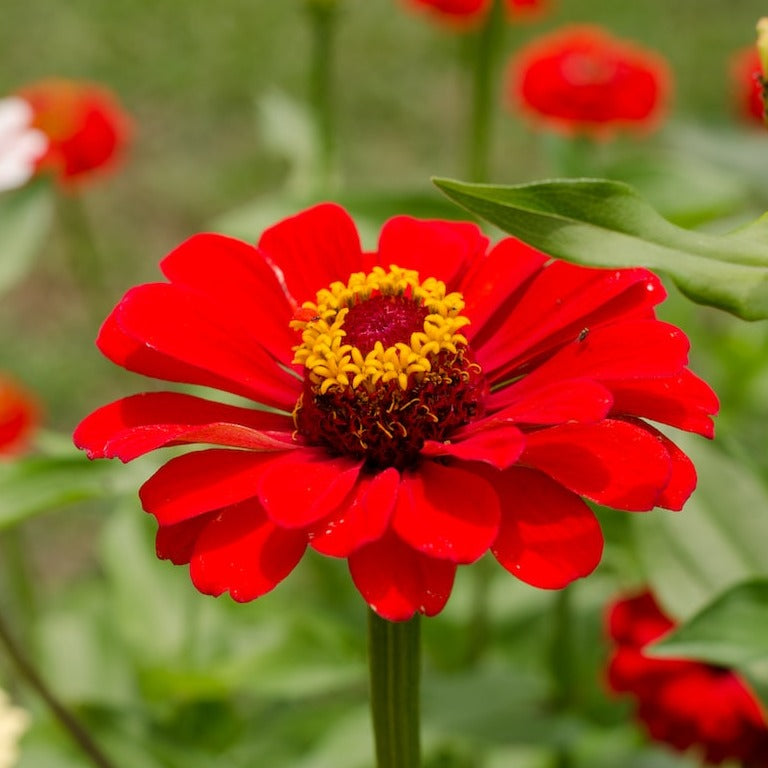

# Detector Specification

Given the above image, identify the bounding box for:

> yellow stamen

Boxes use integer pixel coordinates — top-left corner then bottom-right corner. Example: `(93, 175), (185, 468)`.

(291, 264), (470, 393)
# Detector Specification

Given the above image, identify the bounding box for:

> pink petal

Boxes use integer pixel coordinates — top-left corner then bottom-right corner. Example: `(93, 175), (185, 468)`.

(308, 468), (399, 557)
(257, 203), (369, 306)
(155, 512), (216, 565)
(189, 501), (307, 602)
(490, 467), (603, 588)
(461, 236), (548, 343)
(377, 216), (488, 286)
(160, 233), (297, 366)
(421, 424), (525, 469)
(101, 284), (301, 411)
(348, 532), (456, 621)
(521, 419), (672, 510)
(478, 266), (664, 378)
(139, 448), (289, 526)
(610, 370), (719, 438)
(392, 461), (500, 563)
(258, 452), (363, 528)
(74, 391), (295, 462)
(484, 377), (613, 423)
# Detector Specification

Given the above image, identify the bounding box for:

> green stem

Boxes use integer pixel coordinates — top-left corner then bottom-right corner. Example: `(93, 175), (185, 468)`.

(367, 609), (421, 768)
(549, 586), (577, 768)
(56, 193), (108, 325)
(306, 0), (338, 195)
(0, 605), (119, 768)
(467, 0), (505, 182)
(549, 586), (576, 711)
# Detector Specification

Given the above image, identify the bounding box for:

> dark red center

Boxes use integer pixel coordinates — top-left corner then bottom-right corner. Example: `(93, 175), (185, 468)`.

(343, 294), (428, 354)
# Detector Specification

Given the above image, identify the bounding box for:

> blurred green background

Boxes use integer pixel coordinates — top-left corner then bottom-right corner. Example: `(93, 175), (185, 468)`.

(2, 2), (768, 766)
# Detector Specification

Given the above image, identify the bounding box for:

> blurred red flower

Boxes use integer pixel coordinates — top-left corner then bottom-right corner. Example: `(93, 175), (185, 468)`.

(508, 25), (671, 137)
(730, 46), (765, 126)
(607, 591), (768, 765)
(0, 375), (39, 458)
(75, 204), (717, 621)
(16, 79), (131, 186)
(404, 0), (548, 28)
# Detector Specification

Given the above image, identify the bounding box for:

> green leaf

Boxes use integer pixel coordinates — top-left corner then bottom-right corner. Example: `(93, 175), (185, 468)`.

(648, 579), (768, 668)
(0, 181), (53, 294)
(0, 453), (116, 529)
(632, 436), (768, 621)
(433, 176), (768, 320)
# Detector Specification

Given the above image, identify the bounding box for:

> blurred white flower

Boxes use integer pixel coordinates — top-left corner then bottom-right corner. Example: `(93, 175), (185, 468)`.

(0, 689), (28, 768)
(0, 97), (48, 192)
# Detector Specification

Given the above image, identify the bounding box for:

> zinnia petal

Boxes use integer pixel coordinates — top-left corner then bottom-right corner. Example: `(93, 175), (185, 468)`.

(491, 467), (603, 588)
(74, 391), (294, 462)
(258, 452), (363, 528)
(257, 203), (369, 307)
(101, 283), (300, 411)
(140, 448), (287, 526)
(610, 369), (719, 438)
(377, 216), (488, 287)
(421, 424), (525, 469)
(392, 461), (500, 563)
(521, 419), (672, 510)
(160, 233), (297, 366)
(189, 501), (307, 602)
(308, 468), (399, 557)
(348, 532), (456, 621)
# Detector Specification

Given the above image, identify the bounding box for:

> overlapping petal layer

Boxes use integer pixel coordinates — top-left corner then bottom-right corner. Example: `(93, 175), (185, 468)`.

(75, 203), (717, 620)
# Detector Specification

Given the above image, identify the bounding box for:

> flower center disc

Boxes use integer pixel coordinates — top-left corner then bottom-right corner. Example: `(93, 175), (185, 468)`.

(291, 265), (484, 469)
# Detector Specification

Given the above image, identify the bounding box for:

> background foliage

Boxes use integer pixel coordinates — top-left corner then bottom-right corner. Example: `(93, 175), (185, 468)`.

(2, 1), (768, 766)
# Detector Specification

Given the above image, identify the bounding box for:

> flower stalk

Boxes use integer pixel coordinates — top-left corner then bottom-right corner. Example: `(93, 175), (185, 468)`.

(306, 0), (339, 194)
(467, 0), (504, 181)
(367, 609), (421, 768)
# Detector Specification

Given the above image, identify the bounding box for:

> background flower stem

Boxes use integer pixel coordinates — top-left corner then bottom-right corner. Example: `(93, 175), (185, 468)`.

(306, 0), (338, 195)
(56, 192), (109, 326)
(367, 609), (421, 768)
(467, 0), (504, 182)
(549, 585), (577, 767)
(0, 606), (119, 768)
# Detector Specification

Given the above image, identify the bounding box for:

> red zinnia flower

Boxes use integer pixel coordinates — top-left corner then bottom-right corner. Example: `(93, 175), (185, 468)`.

(16, 79), (131, 186)
(508, 25), (671, 138)
(74, 204), (717, 621)
(403, 0), (548, 28)
(730, 46), (765, 126)
(0, 375), (39, 458)
(607, 591), (768, 765)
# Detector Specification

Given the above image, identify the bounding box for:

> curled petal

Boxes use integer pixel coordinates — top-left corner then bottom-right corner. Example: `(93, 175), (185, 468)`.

(189, 501), (307, 602)
(392, 461), (500, 563)
(308, 468), (399, 557)
(74, 391), (295, 462)
(521, 419), (672, 510)
(348, 532), (456, 621)
(490, 467), (603, 588)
